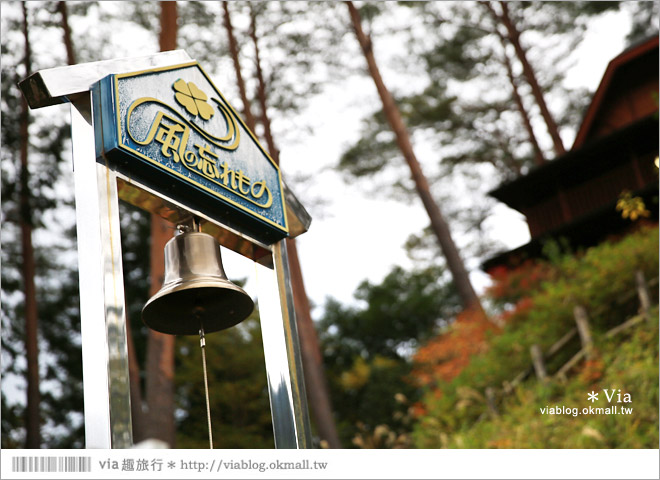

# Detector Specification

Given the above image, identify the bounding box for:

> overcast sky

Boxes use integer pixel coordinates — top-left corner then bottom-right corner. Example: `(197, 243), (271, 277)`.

(0, 1), (641, 453)
(0, 2), (635, 321)
(221, 7), (634, 319)
(0, 2), (636, 318)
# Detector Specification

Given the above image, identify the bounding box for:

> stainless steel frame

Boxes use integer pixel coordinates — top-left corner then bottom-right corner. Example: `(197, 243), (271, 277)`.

(71, 96), (132, 448)
(19, 51), (312, 449)
(256, 241), (312, 448)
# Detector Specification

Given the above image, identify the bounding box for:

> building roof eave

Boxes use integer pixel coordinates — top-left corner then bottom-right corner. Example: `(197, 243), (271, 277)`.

(572, 35), (659, 149)
(488, 114), (659, 211)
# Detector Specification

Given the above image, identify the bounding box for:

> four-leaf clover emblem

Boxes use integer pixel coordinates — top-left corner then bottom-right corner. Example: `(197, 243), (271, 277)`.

(173, 79), (215, 120)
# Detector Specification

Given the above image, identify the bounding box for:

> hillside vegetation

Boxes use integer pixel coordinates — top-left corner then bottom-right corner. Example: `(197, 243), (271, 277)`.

(412, 224), (659, 448)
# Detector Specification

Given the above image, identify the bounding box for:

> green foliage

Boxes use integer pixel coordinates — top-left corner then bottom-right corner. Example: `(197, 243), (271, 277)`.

(506, 2), (621, 35)
(1, 392), (25, 449)
(174, 316), (274, 449)
(320, 264), (461, 446)
(2, 0), (654, 451)
(413, 225), (659, 448)
(339, 119), (398, 180)
(415, 317), (659, 448)
(624, 1), (660, 45)
(330, 355), (417, 447)
(229, 1), (348, 120)
(356, 2), (384, 26)
(487, 225), (656, 386)
(320, 265), (460, 363)
(340, 1), (627, 188)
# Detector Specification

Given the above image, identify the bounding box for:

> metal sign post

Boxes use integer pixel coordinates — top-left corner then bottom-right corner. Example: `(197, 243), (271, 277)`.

(19, 51), (312, 449)
(71, 95), (132, 448)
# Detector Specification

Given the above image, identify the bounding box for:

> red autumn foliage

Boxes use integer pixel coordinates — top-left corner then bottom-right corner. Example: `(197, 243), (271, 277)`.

(498, 296), (534, 326)
(411, 259), (556, 393)
(487, 259), (555, 304)
(580, 356), (605, 384)
(410, 401), (427, 418)
(412, 308), (498, 387)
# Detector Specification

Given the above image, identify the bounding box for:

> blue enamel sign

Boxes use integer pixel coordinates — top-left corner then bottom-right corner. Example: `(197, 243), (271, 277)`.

(92, 62), (288, 243)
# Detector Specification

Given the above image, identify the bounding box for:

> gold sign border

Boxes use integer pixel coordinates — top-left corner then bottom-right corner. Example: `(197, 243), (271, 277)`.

(113, 61), (289, 235)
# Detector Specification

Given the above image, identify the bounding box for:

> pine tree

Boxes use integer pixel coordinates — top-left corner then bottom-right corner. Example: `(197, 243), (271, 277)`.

(222, 1), (256, 132)
(338, 2), (626, 281)
(242, 2), (343, 448)
(624, 1), (659, 45)
(319, 264), (460, 446)
(175, 316), (274, 448)
(18, 2), (41, 449)
(2, 1), (84, 448)
(345, 1), (485, 315)
(141, 1), (179, 448)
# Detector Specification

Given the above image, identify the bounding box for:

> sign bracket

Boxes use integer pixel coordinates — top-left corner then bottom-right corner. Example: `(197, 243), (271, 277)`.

(20, 51), (312, 449)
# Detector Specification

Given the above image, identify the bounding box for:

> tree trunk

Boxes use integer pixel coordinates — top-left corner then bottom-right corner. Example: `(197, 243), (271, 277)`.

(495, 1), (566, 156)
(144, 214), (176, 446)
(143, 1), (178, 447)
(249, 7), (278, 163)
(286, 238), (342, 448)
(346, 1), (484, 315)
(223, 1), (256, 132)
(57, 2), (75, 65)
(248, 6), (342, 448)
(159, 1), (177, 52)
(126, 318), (146, 442)
(57, 0), (149, 443)
(20, 1), (41, 449)
(499, 38), (545, 167)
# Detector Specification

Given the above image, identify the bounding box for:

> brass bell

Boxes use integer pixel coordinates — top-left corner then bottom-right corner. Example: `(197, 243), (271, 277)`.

(142, 230), (254, 335)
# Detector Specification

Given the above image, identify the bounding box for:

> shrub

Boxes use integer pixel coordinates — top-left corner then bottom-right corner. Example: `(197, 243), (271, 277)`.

(411, 225), (659, 448)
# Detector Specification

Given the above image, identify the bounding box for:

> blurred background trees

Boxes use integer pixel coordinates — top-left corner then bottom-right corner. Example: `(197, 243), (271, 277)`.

(1, 1), (657, 449)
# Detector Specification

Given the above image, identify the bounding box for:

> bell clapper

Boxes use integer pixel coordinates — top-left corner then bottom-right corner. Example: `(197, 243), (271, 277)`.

(192, 216), (203, 233)
(176, 216), (201, 235)
(199, 323), (214, 449)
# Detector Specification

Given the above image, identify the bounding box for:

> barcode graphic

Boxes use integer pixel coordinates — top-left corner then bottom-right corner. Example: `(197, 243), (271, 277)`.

(11, 456), (92, 473)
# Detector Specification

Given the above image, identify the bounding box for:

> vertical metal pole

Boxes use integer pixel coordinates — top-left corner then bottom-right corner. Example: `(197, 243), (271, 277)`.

(71, 97), (133, 448)
(255, 240), (312, 448)
(271, 240), (313, 447)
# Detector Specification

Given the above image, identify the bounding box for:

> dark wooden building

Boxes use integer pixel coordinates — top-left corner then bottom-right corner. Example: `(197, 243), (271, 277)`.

(484, 36), (659, 272)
